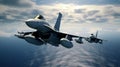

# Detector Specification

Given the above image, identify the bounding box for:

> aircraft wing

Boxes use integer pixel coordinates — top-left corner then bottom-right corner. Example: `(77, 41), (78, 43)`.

(44, 25), (85, 39)
(55, 31), (86, 44)
(57, 31), (85, 38)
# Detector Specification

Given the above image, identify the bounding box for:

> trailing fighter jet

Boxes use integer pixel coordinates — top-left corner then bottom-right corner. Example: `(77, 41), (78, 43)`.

(84, 31), (106, 44)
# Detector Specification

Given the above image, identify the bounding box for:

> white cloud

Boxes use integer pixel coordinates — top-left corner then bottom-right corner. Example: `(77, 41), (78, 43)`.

(0, 22), (35, 37)
(0, 30), (12, 37)
(0, 2), (120, 23)
(117, 28), (120, 32)
(35, 4), (120, 23)
(0, 0), (35, 7)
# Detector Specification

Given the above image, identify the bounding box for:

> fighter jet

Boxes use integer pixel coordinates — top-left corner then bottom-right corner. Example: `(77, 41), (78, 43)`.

(84, 31), (106, 44)
(15, 12), (105, 48)
(15, 12), (85, 48)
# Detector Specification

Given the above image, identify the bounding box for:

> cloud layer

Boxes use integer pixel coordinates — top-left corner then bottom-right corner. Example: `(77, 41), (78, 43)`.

(0, 0), (120, 37)
(0, 3), (120, 23)
(35, 0), (120, 5)
(0, 0), (35, 7)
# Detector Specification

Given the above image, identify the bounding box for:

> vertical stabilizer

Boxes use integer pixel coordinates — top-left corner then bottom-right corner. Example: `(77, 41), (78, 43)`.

(54, 12), (62, 31)
(96, 30), (98, 37)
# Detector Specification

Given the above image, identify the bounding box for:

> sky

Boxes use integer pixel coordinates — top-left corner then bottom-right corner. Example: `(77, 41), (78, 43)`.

(0, 0), (120, 67)
(0, 0), (120, 36)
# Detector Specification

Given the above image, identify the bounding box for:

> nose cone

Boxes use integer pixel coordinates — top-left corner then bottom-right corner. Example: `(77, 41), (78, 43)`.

(25, 19), (31, 27)
(25, 19), (30, 25)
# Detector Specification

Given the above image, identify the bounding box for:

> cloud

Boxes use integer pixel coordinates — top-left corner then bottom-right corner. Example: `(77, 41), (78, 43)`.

(0, 0), (120, 23)
(0, 30), (12, 37)
(74, 9), (86, 13)
(35, 0), (120, 5)
(87, 10), (99, 16)
(0, 5), (43, 23)
(0, 0), (35, 7)
(37, 4), (120, 23)
(74, 5), (120, 23)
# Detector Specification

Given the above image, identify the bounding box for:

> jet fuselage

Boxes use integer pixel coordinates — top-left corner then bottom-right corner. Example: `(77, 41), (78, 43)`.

(25, 19), (52, 33)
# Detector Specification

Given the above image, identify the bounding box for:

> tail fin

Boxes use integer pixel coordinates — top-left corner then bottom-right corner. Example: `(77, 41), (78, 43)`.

(54, 12), (62, 31)
(95, 30), (98, 37)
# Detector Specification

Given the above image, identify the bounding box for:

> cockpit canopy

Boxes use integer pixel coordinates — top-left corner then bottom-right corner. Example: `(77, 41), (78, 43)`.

(34, 15), (45, 20)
